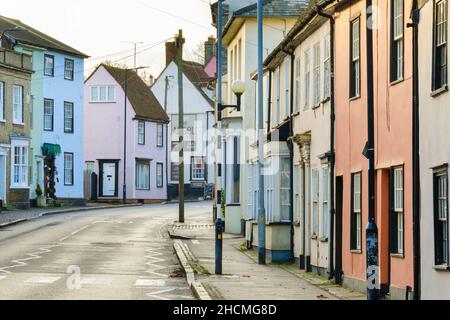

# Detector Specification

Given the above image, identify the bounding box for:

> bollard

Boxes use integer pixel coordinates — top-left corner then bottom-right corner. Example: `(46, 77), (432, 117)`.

(215, 218), (223, 275)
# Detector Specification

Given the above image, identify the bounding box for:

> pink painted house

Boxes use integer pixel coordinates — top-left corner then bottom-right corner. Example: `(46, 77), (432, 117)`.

(84, 64), (169, 202)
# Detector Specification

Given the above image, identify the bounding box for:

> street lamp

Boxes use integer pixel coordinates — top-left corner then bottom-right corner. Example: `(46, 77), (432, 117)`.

(217, 80), (246, 121)
(123, 66), (150, 204)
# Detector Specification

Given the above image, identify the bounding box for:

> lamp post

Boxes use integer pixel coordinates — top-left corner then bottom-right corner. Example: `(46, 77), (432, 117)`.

(123, 66), (150, 204)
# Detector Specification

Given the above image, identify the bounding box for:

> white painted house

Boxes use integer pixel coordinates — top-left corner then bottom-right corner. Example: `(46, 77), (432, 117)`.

(211, 0), (309, 235)
(151, 41), (215, 200)
(418, 0), (450, 299)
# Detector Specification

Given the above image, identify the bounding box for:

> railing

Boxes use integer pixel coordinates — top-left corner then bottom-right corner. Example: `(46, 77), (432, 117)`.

(0, 49), (32, 71)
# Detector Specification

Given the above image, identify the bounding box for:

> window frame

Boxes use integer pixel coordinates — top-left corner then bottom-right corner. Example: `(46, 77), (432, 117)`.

(64, 58), (75, 81)
(44, 54), (55, 77)
(138, 120), (145, 145)
(434, 166), (449, 266)
(90, 85), (116, 103)
(156, 162), (164, 188)
(191, 156), (205, 181)
(0, 81), (4, 121)
(10, 140), (29, 188)
(157, 123), (164, 147)
(350, 18), (361, 99)
(12, 85), (24, 125)
(390, 166), (405, 256)
(135, 159), (151, 190)
(433, 0), (449, 92)
(323, 34), (331, 99)
(390, 0), (405, 83)
(64, 152), (74, 186)
(313, 42), (321, 107)
(64, 101), (74, 133)
(351, 172), (363, 252)
(43, 98), (54, 131)
(304, 49), (311, 109)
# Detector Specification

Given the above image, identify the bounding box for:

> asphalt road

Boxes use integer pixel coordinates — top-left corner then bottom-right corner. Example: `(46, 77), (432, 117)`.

(0, 202), (212, 300)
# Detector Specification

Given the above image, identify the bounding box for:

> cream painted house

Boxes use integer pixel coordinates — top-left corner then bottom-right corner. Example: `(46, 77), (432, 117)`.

(418, 0), (450, 299)
(212, 0), (308, 235)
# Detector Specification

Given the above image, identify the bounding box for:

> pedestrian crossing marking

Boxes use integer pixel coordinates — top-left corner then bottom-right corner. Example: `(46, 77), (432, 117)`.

(135, 279), (166, 287)
(25, 276), (61, 284)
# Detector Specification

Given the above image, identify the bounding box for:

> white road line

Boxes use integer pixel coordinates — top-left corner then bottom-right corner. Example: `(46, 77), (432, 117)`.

(145, 288), (176, 300)
(0, 276), (6, 281)
(191, 240), (200, 245)
(25, 276), (61, 284)
(0, 245), (58, 275)
(80, 277), (113, 285)
(135, 279), (166, 287)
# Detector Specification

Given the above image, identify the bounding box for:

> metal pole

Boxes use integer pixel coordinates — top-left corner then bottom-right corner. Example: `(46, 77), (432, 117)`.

(365, 0), (379, 300)
(177, 29), (185, 223)
(164, 76), (170, 201)
(257, 0), (266, 265)
(215, 0), (223, 221)
(123, 69), (128, 204)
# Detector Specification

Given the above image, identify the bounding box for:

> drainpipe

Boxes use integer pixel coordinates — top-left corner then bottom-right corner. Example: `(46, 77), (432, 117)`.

(283, 48), (296, 262)
(365, 0), (379, 301)
(408, 1), (421, 300)
(316, 6), (336, 281)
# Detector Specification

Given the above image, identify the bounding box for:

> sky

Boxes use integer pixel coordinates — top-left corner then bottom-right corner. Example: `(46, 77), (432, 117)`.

(1, 0), (216, 78)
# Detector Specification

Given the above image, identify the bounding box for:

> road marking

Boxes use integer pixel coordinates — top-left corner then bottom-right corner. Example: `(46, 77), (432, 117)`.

(145, 288), (176, 300)
(191, 240), (200, 245)
(135, 279), (166, 287)
(0, 276), (6, 281)
(0, 245), (58, 275)
(25, 276), (61, 284)
(80, 277), (113, 285)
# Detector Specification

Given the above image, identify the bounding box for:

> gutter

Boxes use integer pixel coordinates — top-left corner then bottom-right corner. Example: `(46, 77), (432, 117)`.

(408, 0), (421, 300)
(315, 7), (336, 282)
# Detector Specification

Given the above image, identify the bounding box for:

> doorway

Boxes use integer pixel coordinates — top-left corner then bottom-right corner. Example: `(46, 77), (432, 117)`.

(0, 154), (6, 204)
(335, 176), (343, 284)
(100, 161), (118, 197)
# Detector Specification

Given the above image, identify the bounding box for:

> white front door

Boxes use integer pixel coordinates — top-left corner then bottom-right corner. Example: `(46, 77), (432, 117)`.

(102, 163), (116, 197)
(0, 154), (6, 204)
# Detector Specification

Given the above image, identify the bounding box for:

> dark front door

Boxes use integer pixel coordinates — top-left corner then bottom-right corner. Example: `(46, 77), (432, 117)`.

(335, 176), (344, 284)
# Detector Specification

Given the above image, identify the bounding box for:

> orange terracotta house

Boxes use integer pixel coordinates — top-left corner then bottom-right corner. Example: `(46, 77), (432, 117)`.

(334, 0), (414, 299)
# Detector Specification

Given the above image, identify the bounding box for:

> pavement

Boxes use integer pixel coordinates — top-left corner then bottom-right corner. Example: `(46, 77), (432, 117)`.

(169, 213), (366, 301)
(0, 202), (142, 227)
(0, 202), (213, 300)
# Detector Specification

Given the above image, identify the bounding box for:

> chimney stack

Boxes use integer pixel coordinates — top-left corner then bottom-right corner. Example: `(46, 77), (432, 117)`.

(204, 36), (216, 66)
(165, 41), (177, 66)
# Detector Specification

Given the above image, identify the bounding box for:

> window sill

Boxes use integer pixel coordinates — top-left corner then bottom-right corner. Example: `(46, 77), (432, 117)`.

(10, 185), (30, 190)
(89, 101), (117, 104)
(390, 253), (405, 259)
(0, 120), (5, 123)
(349, 95), (361, 102)
(351, 249), (362, 254)
(225, 203), (240, 207)
(431, 85), (449, 98)
(136, 188), (151, 191)
(390, 78), (404, 87)
(13, 122), (25, 126)
(433, 264), (450, 271)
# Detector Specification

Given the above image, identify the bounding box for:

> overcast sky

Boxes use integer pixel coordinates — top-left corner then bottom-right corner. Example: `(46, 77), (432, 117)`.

(1, 0), (215, 78)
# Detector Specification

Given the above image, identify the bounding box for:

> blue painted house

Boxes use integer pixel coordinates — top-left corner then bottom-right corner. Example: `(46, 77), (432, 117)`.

(0, 15), (89, 205)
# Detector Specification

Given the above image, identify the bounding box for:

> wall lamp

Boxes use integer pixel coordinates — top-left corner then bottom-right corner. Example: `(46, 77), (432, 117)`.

(218, 80), (246, 121)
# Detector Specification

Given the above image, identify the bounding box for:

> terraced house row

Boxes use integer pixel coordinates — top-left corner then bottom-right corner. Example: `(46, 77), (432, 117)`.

(212, 0), (450, 299)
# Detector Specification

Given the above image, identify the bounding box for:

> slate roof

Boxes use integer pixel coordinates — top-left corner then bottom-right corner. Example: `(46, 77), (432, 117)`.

(0, 15), (89, 58)
(234, 0), (310, 17)
(101, 64), (169, 123)
(223, 0), (310, 39)
(173, 60), (215, 107)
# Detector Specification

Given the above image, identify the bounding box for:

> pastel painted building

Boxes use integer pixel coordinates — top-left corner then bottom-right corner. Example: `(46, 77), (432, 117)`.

(417, 0), (450, 299)
(151, 41), (215, 200)
(0, 15), (88, 205)
(212, 0), (308, 235)
(334, 0), (414, 299)
(0, 48), (32, 209)
(84, 64), (169, 202)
